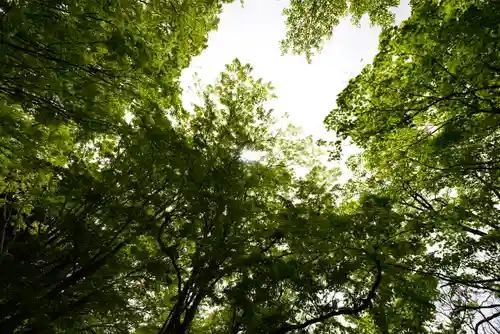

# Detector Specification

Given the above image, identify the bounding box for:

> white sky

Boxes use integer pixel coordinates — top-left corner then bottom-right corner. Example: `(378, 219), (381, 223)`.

(180, 0), (411, 175)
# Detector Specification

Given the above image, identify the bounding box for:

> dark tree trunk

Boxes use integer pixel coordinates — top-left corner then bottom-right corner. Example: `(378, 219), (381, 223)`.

(160, 305), (187, 334)
(159, 290), (205, 334)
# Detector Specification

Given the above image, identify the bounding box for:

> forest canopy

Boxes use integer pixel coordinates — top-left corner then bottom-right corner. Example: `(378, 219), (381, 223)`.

(0, 0), (499, 333)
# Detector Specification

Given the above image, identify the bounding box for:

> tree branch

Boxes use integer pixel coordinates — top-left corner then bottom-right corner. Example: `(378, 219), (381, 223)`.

(271, 259), (382, 334)
(157, 215), (182, 296)
(475, 310), (500, 334)
(455, 303), (500, 312)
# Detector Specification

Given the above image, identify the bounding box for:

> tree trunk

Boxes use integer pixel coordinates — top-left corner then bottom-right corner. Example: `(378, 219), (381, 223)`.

(159, 290), (205, 334)
(159, 305), (186, 334)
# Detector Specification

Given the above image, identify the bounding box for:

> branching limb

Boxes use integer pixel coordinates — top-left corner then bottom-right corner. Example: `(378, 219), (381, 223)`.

(271, 259), (382, 334)
(157, 215), (182, 296)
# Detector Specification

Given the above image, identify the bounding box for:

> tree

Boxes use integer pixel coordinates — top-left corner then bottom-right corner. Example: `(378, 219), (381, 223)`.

(0, 0), (230, 131)
(153, 61), (440, 334)
(1, 52), (437, 333)
(325, 0), (500, 332)
(281, 0), (399, 61)
(6, 0), (498, 332)
(0, 0), (233, 331)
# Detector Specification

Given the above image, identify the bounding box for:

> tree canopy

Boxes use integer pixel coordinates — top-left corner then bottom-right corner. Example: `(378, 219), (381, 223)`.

(325, 0), (500, 332)
(1, 0), (500, 333)
(280, 0), (398, 61)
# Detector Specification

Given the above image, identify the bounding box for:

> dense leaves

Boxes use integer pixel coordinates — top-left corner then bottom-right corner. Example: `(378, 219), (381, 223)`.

(0, 0), (229, 331)
(2, 0), (500, 333)
(326, 0), (500, 332)
(281, 0), (398, 61)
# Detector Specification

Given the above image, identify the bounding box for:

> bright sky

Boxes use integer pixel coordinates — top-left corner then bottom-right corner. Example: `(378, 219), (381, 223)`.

(180, 0), (411, 173)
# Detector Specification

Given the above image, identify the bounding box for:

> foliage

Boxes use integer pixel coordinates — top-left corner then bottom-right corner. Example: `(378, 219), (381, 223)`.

(2, 47), (424, 332)
(3, 0), (500, 333)
(0, 0), (228, 131)
(326, 0), (500, 332)
(0, 0), (231, 331)
(281, 0), (398, 61)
